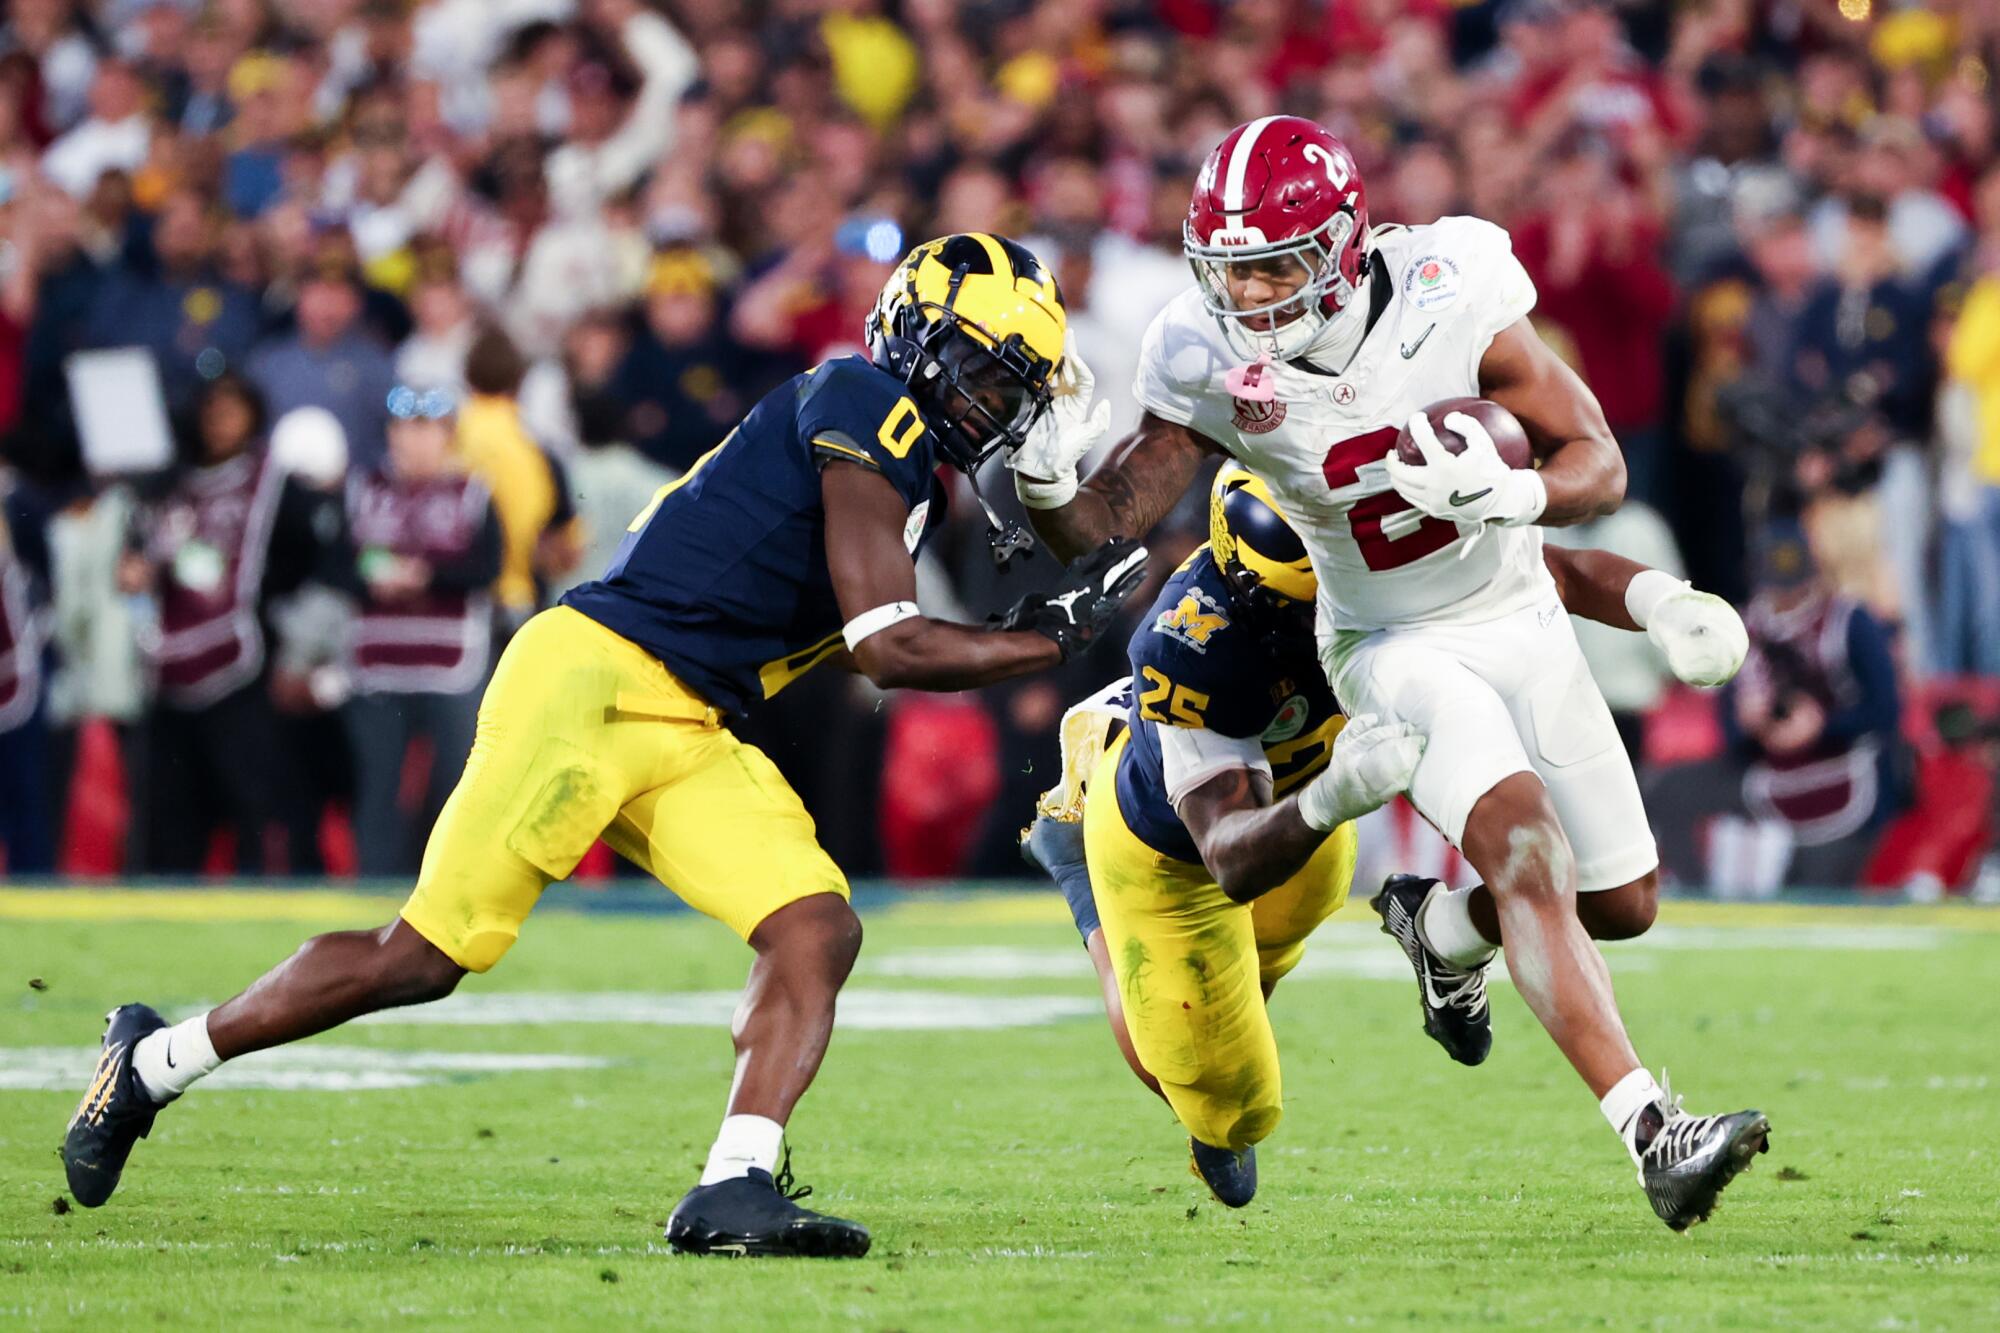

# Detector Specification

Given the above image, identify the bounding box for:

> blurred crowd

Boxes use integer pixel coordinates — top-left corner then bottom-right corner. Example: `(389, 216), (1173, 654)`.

(3, 0), (2000, 894)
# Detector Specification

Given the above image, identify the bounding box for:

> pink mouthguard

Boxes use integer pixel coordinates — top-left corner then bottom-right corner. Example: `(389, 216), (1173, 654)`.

(1224, 354), (1277, 402)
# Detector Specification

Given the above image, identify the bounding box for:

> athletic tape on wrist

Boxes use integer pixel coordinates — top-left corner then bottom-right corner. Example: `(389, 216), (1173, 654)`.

(1294, 769), (1343, 832)
(1014, 470), (1079, 510)
(842, 601), (920, 651)
(1624, 569), (1688, 629)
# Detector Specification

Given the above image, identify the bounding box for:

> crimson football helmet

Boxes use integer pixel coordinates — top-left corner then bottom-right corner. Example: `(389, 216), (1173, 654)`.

(1184, 115), (1370, 360)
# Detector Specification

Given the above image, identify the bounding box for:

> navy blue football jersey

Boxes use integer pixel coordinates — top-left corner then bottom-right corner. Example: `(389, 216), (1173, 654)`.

(562, 355), (945, 717)
(1113, 548), (1344, 863)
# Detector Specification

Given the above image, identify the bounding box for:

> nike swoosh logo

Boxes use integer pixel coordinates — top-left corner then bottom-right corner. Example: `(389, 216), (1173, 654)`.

(164, 1039), (177, 1070)
(1448, 488), (1492, 506)
(1400, 324), (1436, 359)
(1419, 967), (1452, 1011)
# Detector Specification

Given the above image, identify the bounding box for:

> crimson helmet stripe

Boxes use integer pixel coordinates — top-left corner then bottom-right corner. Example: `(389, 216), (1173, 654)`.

(1221, 114), (1280, 213)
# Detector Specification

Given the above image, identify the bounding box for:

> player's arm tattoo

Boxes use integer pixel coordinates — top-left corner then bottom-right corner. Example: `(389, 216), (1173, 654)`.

(1177, 765), (1329, 905)
(1478, 319), (1625, 526)
(1026, 412), (1217, 563)
(1543, 545), (1651, 632)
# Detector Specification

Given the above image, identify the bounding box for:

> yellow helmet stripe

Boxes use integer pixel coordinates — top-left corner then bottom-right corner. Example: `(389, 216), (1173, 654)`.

(970, 232), (1011, 282)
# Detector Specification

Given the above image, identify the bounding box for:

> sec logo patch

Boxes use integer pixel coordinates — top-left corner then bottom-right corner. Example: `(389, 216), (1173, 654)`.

(1231, 397), (1287, 434)
(1402, 253), (1462, 313)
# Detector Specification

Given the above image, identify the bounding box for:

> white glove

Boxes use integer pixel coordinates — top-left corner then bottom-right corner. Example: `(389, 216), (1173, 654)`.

(1294, 713), (1426, 832)
(1382, 411), (1546, 527)
(1638, 580), (1749, 688)
(1006, 329), (1111, 509)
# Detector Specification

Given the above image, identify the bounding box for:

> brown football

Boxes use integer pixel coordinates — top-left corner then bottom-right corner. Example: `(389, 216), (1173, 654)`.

(1394, 397), (1533, 470)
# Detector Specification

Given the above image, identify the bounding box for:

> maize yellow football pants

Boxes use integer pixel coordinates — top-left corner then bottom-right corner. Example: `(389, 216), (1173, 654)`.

(1083, 735), (1356, 1153)
(400, 606), (849, 971)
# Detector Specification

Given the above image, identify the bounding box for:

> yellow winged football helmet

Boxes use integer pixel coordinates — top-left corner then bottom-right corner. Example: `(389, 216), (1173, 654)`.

(1210, 464), (1317, 633)
(868, 233), (1066, 471)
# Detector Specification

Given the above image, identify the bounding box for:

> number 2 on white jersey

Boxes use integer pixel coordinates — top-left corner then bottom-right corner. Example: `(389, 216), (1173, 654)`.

(1321, 427), (1457, 571)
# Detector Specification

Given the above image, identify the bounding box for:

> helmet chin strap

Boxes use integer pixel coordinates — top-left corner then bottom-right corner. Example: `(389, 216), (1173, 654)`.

(967, 465), (1035, 569)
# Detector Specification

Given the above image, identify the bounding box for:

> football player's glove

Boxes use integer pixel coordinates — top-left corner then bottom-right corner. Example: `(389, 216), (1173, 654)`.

(992, 538), (1148, 661)
(1626, 571), (1748, 688)
(1006, 330), (1111, 510)
(1383, 411), (1547, 528)
(1296, 712), (1425, 832)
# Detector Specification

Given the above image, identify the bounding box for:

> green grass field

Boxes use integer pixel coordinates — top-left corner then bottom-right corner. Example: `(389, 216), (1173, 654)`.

(3, 888), (1996, 1330)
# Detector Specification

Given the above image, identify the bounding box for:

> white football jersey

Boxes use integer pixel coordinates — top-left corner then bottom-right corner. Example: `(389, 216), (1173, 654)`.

(1135, 215), (1553, 632)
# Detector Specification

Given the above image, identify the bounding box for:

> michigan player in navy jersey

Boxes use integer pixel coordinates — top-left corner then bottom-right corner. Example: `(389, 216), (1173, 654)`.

(63, 235), (1148, 1259)
(1023, 468), (1714, 1206)
(1021, 467), (1422, 1206)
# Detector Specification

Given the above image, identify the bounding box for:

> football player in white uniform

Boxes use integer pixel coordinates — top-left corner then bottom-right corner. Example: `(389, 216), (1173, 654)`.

(1007, 115), (1764, 1231)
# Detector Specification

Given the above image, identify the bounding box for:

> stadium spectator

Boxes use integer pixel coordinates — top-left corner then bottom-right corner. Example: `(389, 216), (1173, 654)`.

(1794, 194), (1932, 438)
(540, 0), (696, 223)
(1936, 167), (2000, 676)
(1932, 283), (2000, 676)
(121, 373), (326, 874)
(610, 247), (765, 472)
(1513, 136), (1678, 507)
(342, 386), (499, 876)
(265, 405), (360, 848)
(1808, 117), (1968, 286)
(0, 473), (53, 873)
(248, 243), (398, 470)
(394, 239), (476, 397)
(1647, 522), (1905, 892)
(553, 310), (671, 598)
(81, 187), (261, 411)
(1668, 54), (1780, 287)
(39, 58), (149, 198)
(456, 325), (576, 634)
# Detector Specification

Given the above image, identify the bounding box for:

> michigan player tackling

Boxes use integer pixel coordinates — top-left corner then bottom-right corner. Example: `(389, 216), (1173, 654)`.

(1022, 467), (1745, 1207)
(62, 234), (1147, 1258)
(1006, 114), (1763, 1230)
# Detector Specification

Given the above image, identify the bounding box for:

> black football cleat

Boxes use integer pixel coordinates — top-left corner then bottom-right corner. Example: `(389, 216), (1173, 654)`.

(62, 1003), (170, 1208)
(1371, 874), (1493, 1067)
(1637, 1087), (1770, 1231)
(666, 1154), (870, 1258)
(1188, 1137), (1257, 1208)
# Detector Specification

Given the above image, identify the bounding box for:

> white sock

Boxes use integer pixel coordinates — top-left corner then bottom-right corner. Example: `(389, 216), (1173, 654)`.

(1599, 1067), (1665, 1165)
(699, 1114), (785, 1185)
(131, 1013), (221, 1104)
(1418, 884), (1498, 968)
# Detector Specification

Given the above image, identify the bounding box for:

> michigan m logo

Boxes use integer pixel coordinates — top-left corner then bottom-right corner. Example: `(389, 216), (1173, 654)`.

(1153, 590), (1230, 653)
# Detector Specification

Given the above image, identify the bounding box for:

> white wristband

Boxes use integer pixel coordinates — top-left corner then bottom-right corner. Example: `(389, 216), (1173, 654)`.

(1500, 469), (1548, 526)
(1014, 470), (1079, 510)
(842, 600), (920, 650)
(1624, 569), (1688, 629)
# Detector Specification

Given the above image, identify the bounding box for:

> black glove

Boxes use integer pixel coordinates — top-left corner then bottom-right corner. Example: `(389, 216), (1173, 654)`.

(991, 538), (1149, 661)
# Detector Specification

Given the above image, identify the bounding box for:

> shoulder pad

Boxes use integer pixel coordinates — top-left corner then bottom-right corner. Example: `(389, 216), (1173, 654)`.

(799, 355), (904, 414)
(1386, 215), (1519, 320)
(1136, 557), (1238, 662)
